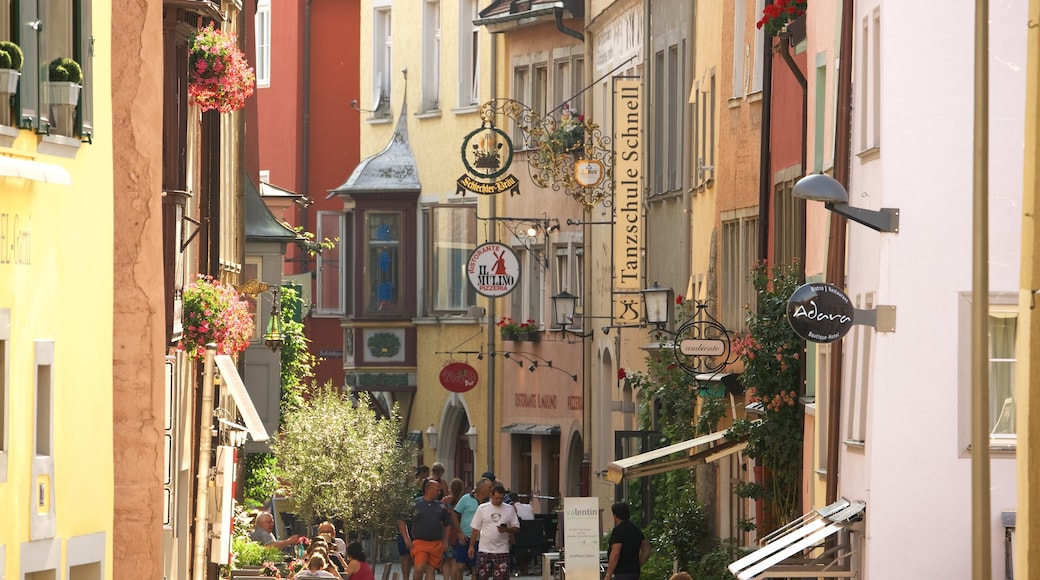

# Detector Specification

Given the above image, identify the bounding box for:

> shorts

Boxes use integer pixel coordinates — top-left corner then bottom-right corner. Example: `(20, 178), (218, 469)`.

(475, 551), (510, 580)
(454, 538), (477, 567)
(411, 538), (444, 569)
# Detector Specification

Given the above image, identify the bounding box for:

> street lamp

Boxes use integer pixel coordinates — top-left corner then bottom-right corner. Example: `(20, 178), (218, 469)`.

(466, 426), (478, 456)
(792, 173), (900, 233)
(551, 290), (579, 333)
(426, 424), (439, 452)
(263, 286), (284, 351)
(641, 282), (673, 329)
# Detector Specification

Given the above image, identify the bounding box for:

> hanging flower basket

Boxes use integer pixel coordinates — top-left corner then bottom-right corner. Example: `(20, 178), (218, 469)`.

(756, 0), (807, 38)
(188, 24), (256, 113)
(178, 275), (254, 360)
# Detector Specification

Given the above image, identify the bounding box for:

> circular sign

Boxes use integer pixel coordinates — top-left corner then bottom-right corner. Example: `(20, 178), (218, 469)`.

(573, 159), (604, 187)
(439, 362), (479, 393)
(461, 125), (514, 179)
(467, 243), (521, 297)
(786, 283), (855, 344)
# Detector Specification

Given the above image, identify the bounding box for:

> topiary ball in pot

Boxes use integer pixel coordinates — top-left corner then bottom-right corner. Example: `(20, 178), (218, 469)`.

(49, 57), (82, 84)
(0, 41), (23, 71)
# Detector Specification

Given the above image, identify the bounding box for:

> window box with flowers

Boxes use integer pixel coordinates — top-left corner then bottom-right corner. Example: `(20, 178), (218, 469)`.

(756, 0), (807, 39)
(189, 24), (256, 114)
(498, 317), (520, 341)
(178, 275), (254, 360)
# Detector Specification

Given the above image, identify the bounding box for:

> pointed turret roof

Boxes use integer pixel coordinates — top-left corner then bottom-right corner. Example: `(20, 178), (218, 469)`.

(244, 174), (298, 242)
(330, 100), (421, 197)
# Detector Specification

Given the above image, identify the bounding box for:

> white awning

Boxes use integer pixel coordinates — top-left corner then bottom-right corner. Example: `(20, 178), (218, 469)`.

(605, 424), (754, 484)
(728, 498), (866, 579)
(214, 354), (269, 442)
(0, 156), (71, 185)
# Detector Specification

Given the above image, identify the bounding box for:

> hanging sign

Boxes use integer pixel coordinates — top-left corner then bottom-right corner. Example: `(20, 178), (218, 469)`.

(457, 124), (521, 196)
(439, 362), (479, 393)
(786, 283), (855, 344)
(467, 242), (521, 297)
(573, 159), (604, 187)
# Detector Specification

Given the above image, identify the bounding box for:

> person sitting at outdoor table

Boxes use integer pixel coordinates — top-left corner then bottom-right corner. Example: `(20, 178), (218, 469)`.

(293, 554), (342, 579)
(318, 520), (348, 557)
(342, 541), (375, 580)
(250, 512), (301, 550)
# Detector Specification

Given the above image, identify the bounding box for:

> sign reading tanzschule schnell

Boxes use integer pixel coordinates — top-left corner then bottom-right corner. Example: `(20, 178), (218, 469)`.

(613, 79), (643, 326)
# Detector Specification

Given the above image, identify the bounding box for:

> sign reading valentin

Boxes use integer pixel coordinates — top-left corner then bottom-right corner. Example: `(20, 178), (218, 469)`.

(786, 283), (855, 344)
(467, 242), (520, 297)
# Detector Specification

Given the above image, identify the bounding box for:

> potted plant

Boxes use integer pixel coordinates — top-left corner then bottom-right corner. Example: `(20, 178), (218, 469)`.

(46, 57), (82, 104)
(0, 41), (22, 126)
(177, 275), (254, 360)
(756, 0), (807, 38)
(517, 319), (540, 342)
(189, 24), (256, 113)
(497, 316), (521, 341)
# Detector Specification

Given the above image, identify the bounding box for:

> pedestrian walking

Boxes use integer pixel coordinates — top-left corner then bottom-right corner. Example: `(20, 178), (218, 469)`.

(399, 478), (453, 580)
(602, 502), (650, 580)
(468, 484), (519, 580)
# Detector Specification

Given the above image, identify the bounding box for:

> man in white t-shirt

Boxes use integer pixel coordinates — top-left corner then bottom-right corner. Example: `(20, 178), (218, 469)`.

(467, 485), (519, 580)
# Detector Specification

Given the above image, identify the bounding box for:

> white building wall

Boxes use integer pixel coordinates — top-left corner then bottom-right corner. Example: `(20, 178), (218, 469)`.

(841, 1), (1025, 578)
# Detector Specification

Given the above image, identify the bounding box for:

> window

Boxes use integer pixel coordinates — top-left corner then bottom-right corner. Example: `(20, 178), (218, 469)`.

(421, 0), (440, 112)
(15, 0), (94, 139)
(859, 8), (881, 153)
(554, 244), (583, 331)
(552, 54), (584, 114)
(316, 211), (346, 316)
(720, 213), (758, 333)
(458, 0), (480, 107)
(510, 248), (543, 327)
(691, 68), (716, 189)
(372, 5), (392, 118)
(751, 0), (765, 92)
(35, 341), (53, 457)
(652, 41), (686, 193)
(771, 175), (805, 267)
(732, 0), (746, 98)
(813, 55), (827, 172)
(512, 66), (529, 144)
(533, 63), (548, 116)
(0, 308), (8, 482)
(365, 212), (402, 315)
(424, 203), (477, 314)
(958, 293), (1019, 449)
(255, 0), (271, 88)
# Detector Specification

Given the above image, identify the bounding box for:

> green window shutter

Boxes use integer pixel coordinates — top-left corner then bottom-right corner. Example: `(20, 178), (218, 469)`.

(17, 0), (39, 130)
(75, 0), (91, 141)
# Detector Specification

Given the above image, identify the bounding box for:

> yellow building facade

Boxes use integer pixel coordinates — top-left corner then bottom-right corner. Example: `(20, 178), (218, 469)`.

(0, 0), (115, 577)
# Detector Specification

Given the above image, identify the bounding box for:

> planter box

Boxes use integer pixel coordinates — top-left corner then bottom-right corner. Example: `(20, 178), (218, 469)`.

(0, 69), (19, 95)
(45, 81), (81, 107)
(518, 332), (540, 343)
(501, 328), (519, 341)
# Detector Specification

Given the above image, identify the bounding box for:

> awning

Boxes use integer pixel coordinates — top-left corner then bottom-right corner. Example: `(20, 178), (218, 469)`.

(605, 424), (753, 484)
(728, 498), (866, 579)
(215, 355), (270, 442)
(0, 156), (71, 185)
(501, 423), (561, 435)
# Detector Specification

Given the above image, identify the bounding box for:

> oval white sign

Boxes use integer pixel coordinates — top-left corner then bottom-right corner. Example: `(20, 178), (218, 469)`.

(679, 339), (726, 356)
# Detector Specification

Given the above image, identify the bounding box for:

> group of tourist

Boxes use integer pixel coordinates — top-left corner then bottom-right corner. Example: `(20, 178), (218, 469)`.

(396, 464), (538, 580)
(249, 515), (373, 580)
(249, 461), (656, 580)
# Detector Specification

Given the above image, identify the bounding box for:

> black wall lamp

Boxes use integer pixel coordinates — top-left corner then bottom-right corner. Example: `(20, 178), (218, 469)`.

(793, 173), (900, 233)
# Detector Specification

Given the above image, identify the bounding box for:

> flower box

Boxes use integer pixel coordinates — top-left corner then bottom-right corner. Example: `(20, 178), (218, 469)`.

(519, 331), (540, 343)
(45, 81), (80, 107)
(0, 69), (19, 94)
(501, 328), (519, 342)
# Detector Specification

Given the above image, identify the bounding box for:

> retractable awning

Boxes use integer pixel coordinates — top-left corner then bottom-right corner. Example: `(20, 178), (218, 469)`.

(501, 423), (561, 435)
(605, 424), (754, 484)
(728, 498), (866, 579)
(215, 355), (270, 442)
(0, 156), (71, 185)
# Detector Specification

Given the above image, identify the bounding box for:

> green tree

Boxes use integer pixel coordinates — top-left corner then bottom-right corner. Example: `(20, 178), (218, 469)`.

(272, 387), (415, 540)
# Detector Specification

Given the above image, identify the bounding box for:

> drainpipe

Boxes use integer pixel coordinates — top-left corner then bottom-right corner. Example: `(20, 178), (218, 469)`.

(192, 345), (217, 580)
(825, 0), (854, 506)
(553, 6), (584, 41)
(757, 16), (774, 262)
(302, 0), (312, 247)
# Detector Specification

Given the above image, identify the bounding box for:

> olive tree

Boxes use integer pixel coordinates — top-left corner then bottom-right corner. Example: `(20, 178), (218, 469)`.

(272, 386), (415, 540)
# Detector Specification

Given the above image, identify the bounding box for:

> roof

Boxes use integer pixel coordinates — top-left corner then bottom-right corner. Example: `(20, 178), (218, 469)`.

(244, 174), (298, 243)
(329, 100), (421, 197)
